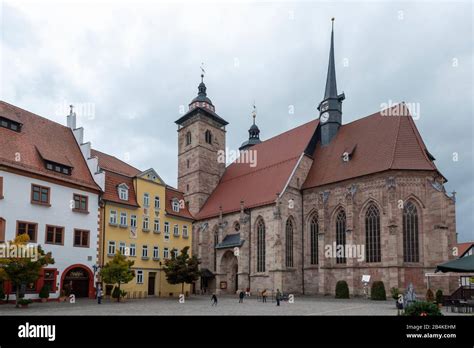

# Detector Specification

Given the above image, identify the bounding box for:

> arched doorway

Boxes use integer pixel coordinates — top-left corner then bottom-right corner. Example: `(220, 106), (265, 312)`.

(220, 251), (238, 294)
(61, 264), (94, 298)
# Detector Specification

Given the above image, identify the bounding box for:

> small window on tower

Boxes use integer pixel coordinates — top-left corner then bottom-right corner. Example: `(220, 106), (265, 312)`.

(205, 130), (212, 144)
(186, 131), (191, 146)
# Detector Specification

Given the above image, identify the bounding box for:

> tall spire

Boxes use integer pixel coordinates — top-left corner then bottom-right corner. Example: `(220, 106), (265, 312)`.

(324, 18), (338, 100)
(239, 103), (261, 151)
(318, 18), (345, 147)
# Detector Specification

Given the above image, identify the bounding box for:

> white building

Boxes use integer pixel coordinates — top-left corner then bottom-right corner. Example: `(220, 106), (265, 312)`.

(0, 101), (102, 300)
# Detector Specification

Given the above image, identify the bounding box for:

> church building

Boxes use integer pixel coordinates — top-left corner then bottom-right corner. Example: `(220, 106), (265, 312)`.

(176, 20), (457, 296)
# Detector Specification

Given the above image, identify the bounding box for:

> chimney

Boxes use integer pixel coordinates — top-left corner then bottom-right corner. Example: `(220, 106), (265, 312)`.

(67, 104), (76, 130)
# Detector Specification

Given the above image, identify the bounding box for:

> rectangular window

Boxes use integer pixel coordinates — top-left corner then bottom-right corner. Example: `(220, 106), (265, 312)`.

(153, 219), (160, 233)
(16, 221), (37, 242)
(118, 187), (128, 201)
(164, 222), (170, 240)
(108, 241), (116, 255)
(73, 194), (88, 212)
(130, 215), (137, 228)
(142, 245), (148, 259)
(129, 243), (136, 257)
(43, 269), (57, 293)
(183, 225), (188, 238)
(109, 211), (117, 225)
(173, 224), (179, 237)
(154, 196), (160, 209)
(136, 270), (143, 284)
(153, 246), (159, 260)
(45, 225), (63, 245)
(143, 193), (150, 207)
(31, 184), (50, 205)
(119, 242), (126, 255)
(172, 201), (180, 212)
(120, 212), (127, 226)
(0, 218), (5, 242)
(143, 217), (149, 231)
(74, 229), (89, 247)
(163, 248), (169, 259)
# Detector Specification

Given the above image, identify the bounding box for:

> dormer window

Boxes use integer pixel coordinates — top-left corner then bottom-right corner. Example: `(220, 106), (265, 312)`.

(172, 200), (180, 212)
(0, 116), (22, 132)
(118, 184), (129, 201)
(45, 161), (72, 176)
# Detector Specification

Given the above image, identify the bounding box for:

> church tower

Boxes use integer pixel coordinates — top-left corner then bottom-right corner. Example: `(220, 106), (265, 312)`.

(176, 72), (228, 216)
(318, 18), (345, 146)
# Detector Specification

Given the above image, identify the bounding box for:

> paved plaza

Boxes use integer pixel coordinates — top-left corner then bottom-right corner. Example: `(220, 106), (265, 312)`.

(0, 295), (466, 316)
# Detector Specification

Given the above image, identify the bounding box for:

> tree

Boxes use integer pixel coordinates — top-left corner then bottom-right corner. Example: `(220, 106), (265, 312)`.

(163, 246), (201, 294)
(100, 252), (134, 302)
(0, 234), (54, 307)
(370, 281), (387, 300)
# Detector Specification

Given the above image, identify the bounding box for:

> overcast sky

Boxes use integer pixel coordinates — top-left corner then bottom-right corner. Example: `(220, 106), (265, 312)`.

(1, 0), (472, 242)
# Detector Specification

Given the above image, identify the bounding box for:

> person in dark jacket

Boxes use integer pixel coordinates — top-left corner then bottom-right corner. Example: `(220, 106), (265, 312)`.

(276, 289), (281, 306)
(211, 293), (218, 306)
(239, 290), (245, 303)
(262, 289), (267, 303)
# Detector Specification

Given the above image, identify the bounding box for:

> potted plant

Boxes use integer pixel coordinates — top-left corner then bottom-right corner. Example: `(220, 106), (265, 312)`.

(18, 298), (33, 308)
(435, 289), (444, 308)
(39, 284), (50, 303)
(403, 301), (442, 316)
(425, 288), (435, 303)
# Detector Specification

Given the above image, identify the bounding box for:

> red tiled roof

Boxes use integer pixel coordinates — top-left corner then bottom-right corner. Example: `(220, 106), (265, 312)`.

(457, 242), (474, 257)
(165, 186), (194, 220)
(0, 101), (100, 191)
(302, 104), (438, 189)
(102, 170), (139, 207)
(91, 149), (141, 177)
(196, 119), (319, 219)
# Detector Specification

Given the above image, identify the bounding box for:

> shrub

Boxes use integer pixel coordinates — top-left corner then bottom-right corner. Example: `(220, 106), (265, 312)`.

(370, 281), (387, 300)
(404, 301), (442, 316)
(0, 287), (5, 301)
(390, 287), (400, 300)
(425, 289), (435, 303)
(435, 289), (444, 304)
(335, 280), (349, 299)
(18, 298), (33, 306)
(111, 286), (121, 300)
(39, 284), (50, 299)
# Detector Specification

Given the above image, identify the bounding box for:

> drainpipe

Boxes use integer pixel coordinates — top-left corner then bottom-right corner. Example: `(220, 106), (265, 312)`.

(101, 200), (106, 268)
(248, 209), (251, 293)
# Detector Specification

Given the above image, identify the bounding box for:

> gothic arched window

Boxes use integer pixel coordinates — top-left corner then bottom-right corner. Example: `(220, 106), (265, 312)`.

(285, 218), (294, 267)
(365, 204), (381, 263)
(186, 131), (191, 146)
(336, 209), (346, 264)
(403, 201), (419, 263)
(257, 219), (266, 272)
(205, 130), (212, 144)
(310, 214), (319, 265)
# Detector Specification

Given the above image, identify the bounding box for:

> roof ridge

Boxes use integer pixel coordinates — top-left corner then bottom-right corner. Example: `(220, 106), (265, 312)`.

(221, 156), (300, 184)
(389, 113), (403, 169)
(406, 114), (437, 170)
(0, 100), (69, 130)
(255, 118), (318, 145)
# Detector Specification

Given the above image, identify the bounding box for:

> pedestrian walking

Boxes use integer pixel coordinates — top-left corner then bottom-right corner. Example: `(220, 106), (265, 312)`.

(211, 293), (218, 306)
(239, 290), (245, 303)
(276, 289), (281, 306)
(97, 286), (103, 304)
(262, 289), (267, 303)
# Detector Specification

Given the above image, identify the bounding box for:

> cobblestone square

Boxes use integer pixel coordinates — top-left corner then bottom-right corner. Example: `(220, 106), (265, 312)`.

(0, 295), (465, 316)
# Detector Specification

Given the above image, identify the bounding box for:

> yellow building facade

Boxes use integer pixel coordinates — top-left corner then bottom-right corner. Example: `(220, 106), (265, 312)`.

(93, 150), (193, 298)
